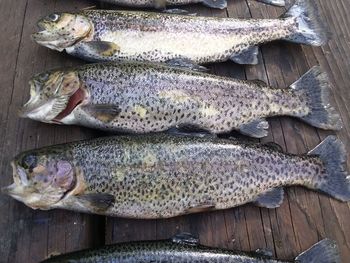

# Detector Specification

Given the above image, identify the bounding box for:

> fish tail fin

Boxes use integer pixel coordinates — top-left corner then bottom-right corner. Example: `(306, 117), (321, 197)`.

(291, 66), (342, 130)
(308, 136), (350, 202)
(281, 0), (330, 45)
(295, 239), (340, 263)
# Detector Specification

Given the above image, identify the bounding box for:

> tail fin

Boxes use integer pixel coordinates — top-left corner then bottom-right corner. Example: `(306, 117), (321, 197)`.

(308, 136), (350, 201)
(295, 238), (340, 263)
(282, 0), (330, 45)
(295, 239), (340, 263)
(291, 66), (342, 130)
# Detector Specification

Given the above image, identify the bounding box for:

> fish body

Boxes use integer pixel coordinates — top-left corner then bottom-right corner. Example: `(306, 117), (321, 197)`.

(3, 134), (350, 218)
(41, 235), (340, 263)
(32, 0), (328, 65)
(21, 63), (341, 138)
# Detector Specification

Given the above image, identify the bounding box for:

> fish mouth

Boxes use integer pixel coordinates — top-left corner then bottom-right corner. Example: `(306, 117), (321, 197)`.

(1, 183), (17, 196)
(3, 161), (79, 209)
(2, 162), (25, 199)
(31, 31), (67, 52)
(20, 82), (87, 123)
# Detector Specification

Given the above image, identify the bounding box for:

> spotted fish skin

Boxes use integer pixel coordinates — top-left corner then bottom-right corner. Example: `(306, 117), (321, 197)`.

(58, 135), (327, 218)
(33, 0), (329, 64)
(44, 62), (338, 137)
(68, 9), (296, 64)
(42, 239), (287, 263)
(6, 134), (349, 218)
(40, 62), (304, 134)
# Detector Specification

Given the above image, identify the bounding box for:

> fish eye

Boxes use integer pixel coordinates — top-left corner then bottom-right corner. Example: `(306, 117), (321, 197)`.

(47, 13), (60, 22)
(21, 154), (37, 171)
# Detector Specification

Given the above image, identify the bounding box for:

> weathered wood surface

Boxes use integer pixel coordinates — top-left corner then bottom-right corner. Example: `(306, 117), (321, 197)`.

(0, 0), (349, 262)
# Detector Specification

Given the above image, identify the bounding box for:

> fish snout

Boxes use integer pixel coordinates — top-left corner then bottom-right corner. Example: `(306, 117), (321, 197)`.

(1, 183), (17, 196)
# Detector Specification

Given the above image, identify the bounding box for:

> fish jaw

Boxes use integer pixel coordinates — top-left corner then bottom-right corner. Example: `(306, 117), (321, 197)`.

(20, 99), (58, 123)
(31, 32), (66, 52)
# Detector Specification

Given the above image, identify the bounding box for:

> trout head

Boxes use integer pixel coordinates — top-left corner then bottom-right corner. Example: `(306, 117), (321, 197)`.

(20, 69), (87, 123)
(2, 148), (76, 210)
(32, 13), (92, 51)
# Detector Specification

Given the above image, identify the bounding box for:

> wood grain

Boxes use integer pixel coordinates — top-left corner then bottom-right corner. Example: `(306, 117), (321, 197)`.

(0, 0), (349, 262)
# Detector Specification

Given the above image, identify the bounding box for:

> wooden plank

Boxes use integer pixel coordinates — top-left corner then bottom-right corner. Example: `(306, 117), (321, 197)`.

(0, 0), (349, 262)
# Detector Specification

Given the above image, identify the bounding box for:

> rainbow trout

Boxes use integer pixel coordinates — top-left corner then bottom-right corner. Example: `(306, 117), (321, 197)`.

(19, 63), (341, 138)
(41, 234), (340, 263)
(3, 134), (350, 218)
(96, 0), (284, 10)
(31, 0), (328, 65)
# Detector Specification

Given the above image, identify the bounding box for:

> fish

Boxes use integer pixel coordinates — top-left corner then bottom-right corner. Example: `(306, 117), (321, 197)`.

(95, 0), (285, 10)
(2, 134), (350, 218)
(31, 0), (329, 66)
(41, 233), (340, 263)
(19, 62), (342, 138)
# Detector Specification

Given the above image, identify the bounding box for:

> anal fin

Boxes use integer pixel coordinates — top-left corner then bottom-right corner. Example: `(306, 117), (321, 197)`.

(251, 79), (268, 86)
(154, 0), (166, 9)
(185, 199), (215, 214)
(202, 0), (227, 9)
(163, 9), (196, 16)
(257, 0), (285, 7)
(165, 58), (208, 72)
(254, 187), (284, 208)
(167, 127), (216, 138)
(255, 248), (273, 258)
(239, 118), (269, 138)
(230, 46), (259, 65)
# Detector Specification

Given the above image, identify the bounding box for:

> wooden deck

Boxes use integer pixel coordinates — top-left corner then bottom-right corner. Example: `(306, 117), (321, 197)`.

(0, 0), (349, 262)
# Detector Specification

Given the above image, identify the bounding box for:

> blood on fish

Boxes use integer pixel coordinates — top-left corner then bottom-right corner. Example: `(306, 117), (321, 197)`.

(53, 88), (85, 122)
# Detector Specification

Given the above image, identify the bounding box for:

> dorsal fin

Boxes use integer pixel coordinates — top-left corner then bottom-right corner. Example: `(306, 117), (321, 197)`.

(172, 233), (199, 246)
(264, 142), (284, 152)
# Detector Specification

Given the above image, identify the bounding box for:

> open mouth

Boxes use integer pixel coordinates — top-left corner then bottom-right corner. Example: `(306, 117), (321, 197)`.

(20, 86), (86, 123)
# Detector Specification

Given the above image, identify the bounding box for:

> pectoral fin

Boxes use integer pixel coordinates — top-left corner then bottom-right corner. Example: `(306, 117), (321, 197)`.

(230, 46), (259, 65)
(254, 187), (284, 208)
(239, 118), (269, 138)
(83, 104), (121, 123)
(76, 193), (115, 211)
(73, 41), (119, 60)
(165, 58), (208, 72)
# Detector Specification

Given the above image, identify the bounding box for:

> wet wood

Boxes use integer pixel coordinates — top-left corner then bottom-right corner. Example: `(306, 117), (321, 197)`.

(0, 0), (349, 262)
